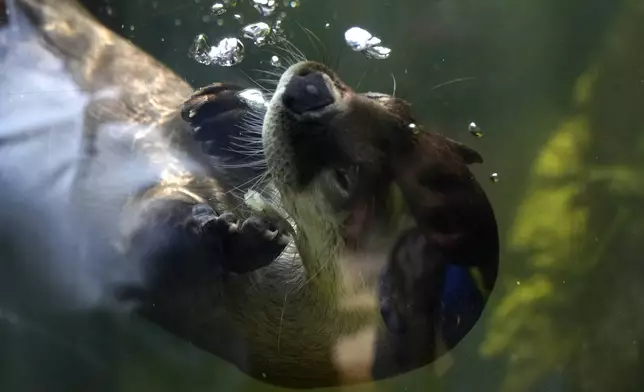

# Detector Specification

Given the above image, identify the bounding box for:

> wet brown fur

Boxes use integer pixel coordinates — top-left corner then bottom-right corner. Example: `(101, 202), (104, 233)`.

(14, 0), (497, 388)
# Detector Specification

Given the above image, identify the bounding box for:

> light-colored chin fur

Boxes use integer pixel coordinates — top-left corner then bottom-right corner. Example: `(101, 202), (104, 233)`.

(261, 62), (411, 306)
(261, 63), (365, 302)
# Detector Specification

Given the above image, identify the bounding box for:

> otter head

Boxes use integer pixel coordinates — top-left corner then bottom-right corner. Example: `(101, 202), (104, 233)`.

(262, 61), (497, 294)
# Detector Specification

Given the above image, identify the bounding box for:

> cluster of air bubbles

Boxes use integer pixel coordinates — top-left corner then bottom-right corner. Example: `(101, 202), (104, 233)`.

(252, 0), (278, 16)
(189, 34), (245, 67)
(242, 22), (273, 46)
(209, 0), (240, 25)
(192, 0), (301, 67)
(344, 27), (392, 60)
(211, 2), (226, 15)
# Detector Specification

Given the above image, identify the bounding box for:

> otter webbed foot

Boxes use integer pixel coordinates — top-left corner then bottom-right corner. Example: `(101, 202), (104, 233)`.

(192, 204), (289, 274)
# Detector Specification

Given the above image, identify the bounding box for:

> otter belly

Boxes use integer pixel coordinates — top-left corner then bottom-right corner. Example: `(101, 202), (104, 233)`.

(0, 1), (132, 307)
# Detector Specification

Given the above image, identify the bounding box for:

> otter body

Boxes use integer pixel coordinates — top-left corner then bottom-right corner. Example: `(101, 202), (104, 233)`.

(0, 0), (499, 388)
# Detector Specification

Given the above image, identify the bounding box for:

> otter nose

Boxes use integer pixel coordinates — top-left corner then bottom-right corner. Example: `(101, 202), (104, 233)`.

(282, 71), (335, 114)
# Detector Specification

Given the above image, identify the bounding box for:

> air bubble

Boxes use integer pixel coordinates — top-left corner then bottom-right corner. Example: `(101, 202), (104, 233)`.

(274, 19), (284, 32)
(252, 0), (277, 16)
(408, 123), (419, 134)
(216, 18), (225, 26)
(233, 13), (244, 23)
(345, 27), (391, 60)
(364, 46), (391, 60)
(289, 0), (300, 7)
(273, 11), (287, 32)
(189, 34), (213, 65)
(489, 173), (499, 183)
(345, 27), (382, 52)
(270, 55), (281, 67)
(468, 122), (484, 137)
(324, 22), (331, 29)
(190, 34), (245, 67)
(211, 2), (226, 15)
(242, 22), (272, 46)
(211, 37), (245, 66)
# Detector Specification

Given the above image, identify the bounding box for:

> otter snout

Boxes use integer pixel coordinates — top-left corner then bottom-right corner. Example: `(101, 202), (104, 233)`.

(282, 71), (335, 114)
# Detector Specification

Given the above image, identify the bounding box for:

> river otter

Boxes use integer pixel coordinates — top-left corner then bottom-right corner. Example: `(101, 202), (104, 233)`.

(0, 0), (498, 389)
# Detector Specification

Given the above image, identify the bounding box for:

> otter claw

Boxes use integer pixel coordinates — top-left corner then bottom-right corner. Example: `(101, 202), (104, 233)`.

(191, 204), (286, 274)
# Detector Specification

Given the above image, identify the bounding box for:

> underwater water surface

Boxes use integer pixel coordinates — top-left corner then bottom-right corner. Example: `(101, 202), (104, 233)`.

(2, 0), (644, 391)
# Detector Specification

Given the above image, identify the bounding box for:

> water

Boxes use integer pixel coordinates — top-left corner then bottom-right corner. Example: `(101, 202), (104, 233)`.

(4, 0), (644, 391)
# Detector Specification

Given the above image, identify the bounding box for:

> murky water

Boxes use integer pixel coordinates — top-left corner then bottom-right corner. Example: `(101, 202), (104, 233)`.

(2, 0), (644, 391)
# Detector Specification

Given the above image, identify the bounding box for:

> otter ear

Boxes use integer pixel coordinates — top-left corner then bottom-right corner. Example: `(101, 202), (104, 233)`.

(441, 136), (483, 165)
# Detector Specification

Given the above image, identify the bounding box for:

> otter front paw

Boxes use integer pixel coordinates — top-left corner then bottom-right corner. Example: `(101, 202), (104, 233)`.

(181, 83), (266, 159)
(192, 204), (289, 274)
(181, 83), (247, 137)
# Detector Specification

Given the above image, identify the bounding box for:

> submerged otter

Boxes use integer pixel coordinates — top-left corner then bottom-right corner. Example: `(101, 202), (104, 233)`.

(1, 0), (498, 389)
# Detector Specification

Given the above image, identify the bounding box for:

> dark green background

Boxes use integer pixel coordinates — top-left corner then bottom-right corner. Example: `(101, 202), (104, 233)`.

(4, 0), (644, 391)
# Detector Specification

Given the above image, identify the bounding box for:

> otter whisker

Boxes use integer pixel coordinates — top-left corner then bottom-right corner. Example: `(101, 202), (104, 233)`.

(269, 44), (296, 65)
(253, 69), (284, 78)
(256, 78), (281, 85)
(355, 68), (370, 92)
(296, 22), (327, 64)
(281, 39), (307, 63)
(331, 47), (345, 76)
(429, 77), (476, 91)
(274, 37), (307, 64)
(390, 73), (397, 97)
(276, 291), (289, 354)
(240, 70), (271, 93)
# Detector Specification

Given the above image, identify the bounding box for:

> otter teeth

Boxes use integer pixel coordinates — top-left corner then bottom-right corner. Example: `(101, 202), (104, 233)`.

(260, 229), (292, 246)
(263, 229), (279, 241)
